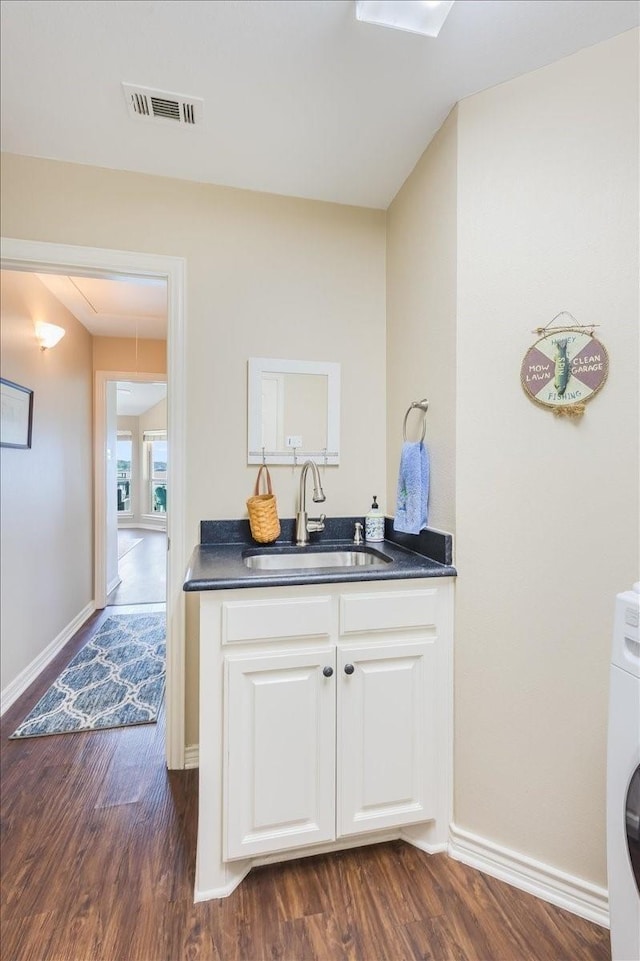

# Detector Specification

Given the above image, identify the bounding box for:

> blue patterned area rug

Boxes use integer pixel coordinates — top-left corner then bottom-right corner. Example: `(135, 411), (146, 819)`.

(11, 613), (165, 739)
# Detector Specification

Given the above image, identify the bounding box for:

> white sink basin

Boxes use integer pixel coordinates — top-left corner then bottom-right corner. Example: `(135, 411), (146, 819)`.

(243, 549), (391, 570)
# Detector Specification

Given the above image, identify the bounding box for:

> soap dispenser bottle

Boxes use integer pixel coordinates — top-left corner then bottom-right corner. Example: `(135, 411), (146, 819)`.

(365, 496), (385, 543)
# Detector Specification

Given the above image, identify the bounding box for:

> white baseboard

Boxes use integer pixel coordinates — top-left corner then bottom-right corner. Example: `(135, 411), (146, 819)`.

(402, 835), (449, 855)
(118, 521), (167, 532)
(140, 518), (168, 531)
(0, 601), (96, 716)
(194, 863), (252, 902)
(449, 823), (609, 928)
(107, 575), (122, 596)
(179, 751), (608, 928)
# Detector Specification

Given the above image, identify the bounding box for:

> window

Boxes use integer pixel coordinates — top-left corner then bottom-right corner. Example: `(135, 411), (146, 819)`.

(116, 431), (133, 513)
(144, 430), (167, 514)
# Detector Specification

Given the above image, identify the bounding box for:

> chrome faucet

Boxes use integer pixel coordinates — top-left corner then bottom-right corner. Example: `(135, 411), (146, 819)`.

(295, 459), (326, 546)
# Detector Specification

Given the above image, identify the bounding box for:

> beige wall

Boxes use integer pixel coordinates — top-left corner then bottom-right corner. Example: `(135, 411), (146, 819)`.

(386, 108), (457, 533)
(93, 336), (166, 375)
(1, 162), (387, 742)
(0, 270), (93, 693)
(386, 29), (638, 889)
(138, 396), (167, 434)
(1, 158), (386, 525)
(454, 31), (638, 887)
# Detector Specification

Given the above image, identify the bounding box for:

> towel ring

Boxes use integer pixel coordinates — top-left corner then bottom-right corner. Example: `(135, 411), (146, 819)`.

(403, 399), (429, 443)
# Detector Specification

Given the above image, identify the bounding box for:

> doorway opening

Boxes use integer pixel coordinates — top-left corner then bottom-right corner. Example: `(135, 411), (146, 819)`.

(110, 378), (168, 606)
(0, 237), (186, 769)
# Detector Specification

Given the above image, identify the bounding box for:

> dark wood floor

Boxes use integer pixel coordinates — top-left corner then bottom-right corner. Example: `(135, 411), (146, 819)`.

(110, 528), (167, 605)
(1, 610), (611, 961)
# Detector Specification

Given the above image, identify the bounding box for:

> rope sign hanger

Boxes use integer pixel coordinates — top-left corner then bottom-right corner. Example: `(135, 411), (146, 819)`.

(520, 312), (609, 418)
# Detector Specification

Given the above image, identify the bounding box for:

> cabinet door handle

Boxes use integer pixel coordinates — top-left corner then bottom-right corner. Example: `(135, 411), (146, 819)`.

(322, 666), (334, 677)
(344, 663), (355, 675)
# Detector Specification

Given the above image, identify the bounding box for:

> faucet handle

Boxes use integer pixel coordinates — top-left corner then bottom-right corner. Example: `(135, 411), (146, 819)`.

(353, 522), (363, 545)
(307, 513), (326, 534)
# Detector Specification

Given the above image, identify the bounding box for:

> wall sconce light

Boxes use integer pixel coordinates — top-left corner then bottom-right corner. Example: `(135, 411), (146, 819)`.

(36, 322), (66, 351)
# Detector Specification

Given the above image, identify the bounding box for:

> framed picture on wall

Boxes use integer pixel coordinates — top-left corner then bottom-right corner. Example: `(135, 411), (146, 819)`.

(0, 378), (34, 449)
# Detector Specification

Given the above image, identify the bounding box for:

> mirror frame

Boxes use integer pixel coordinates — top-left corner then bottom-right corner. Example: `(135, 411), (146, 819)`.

(248, 358), (340, 465)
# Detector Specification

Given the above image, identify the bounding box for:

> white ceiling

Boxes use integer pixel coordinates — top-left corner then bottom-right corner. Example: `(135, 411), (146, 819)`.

(117, 381), (167, 417)
(37, 273), (167, 339)
(1, 1), (638, 209)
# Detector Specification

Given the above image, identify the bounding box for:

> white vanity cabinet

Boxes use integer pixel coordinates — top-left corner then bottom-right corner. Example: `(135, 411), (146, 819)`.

(225, 647), (337, 859)
(337, 638), (435, 838)
(196, 577), (453, 902)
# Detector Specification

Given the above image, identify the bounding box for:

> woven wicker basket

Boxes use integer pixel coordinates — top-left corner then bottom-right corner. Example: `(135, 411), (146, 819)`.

(247, 465), (281, 543)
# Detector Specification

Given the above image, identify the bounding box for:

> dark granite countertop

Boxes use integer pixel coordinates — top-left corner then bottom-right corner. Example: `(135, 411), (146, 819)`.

(184, 517), (456, 592)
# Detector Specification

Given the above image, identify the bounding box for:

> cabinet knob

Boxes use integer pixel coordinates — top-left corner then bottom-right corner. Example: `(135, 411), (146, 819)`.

(322, 666), (334, 677)
(344, 663), (355, 675)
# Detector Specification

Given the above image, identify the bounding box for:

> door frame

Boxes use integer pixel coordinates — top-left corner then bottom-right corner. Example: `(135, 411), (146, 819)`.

(1, 237), (187, 769)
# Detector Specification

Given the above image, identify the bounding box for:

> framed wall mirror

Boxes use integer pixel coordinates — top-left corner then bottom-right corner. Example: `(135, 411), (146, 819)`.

(248, 358), (340, 465)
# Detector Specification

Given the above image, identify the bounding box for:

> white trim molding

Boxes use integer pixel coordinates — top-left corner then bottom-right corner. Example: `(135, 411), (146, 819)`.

(0, 602), (95, 716)
(140, 523), (168, 532)
(449, 823), (609, 929)
(118, 522), (167, 532)
(107, 576), (122, 596)
(194, 862), (252, 903)
(0, 237), (187, 770)
(184, 744), (200, 769)
(401, 835), (449, 856)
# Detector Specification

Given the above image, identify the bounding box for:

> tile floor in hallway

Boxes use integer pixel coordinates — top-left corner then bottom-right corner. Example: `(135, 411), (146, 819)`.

(110, 527), (167, 606)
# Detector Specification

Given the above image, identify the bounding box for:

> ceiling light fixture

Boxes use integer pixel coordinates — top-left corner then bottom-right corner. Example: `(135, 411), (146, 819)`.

(36, 322), (65, 351)
(355, 0), (455, 38)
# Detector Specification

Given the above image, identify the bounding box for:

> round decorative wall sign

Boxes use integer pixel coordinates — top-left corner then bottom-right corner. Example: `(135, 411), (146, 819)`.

(521, 320), (608, 418)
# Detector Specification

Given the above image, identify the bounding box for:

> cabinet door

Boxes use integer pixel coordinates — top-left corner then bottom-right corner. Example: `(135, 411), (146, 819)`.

(337, 640), (436, 837)
(225, 648), (336, 860)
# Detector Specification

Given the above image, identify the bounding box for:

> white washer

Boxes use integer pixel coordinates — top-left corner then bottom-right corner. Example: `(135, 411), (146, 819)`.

(607, 583), (640, 961)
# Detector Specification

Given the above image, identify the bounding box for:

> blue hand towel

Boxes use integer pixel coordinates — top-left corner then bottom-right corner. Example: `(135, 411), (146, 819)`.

(393, 441), (429, 534)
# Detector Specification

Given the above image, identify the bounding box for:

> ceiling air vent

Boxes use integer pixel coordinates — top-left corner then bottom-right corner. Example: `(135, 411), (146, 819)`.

(122, 83), (203, 126)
